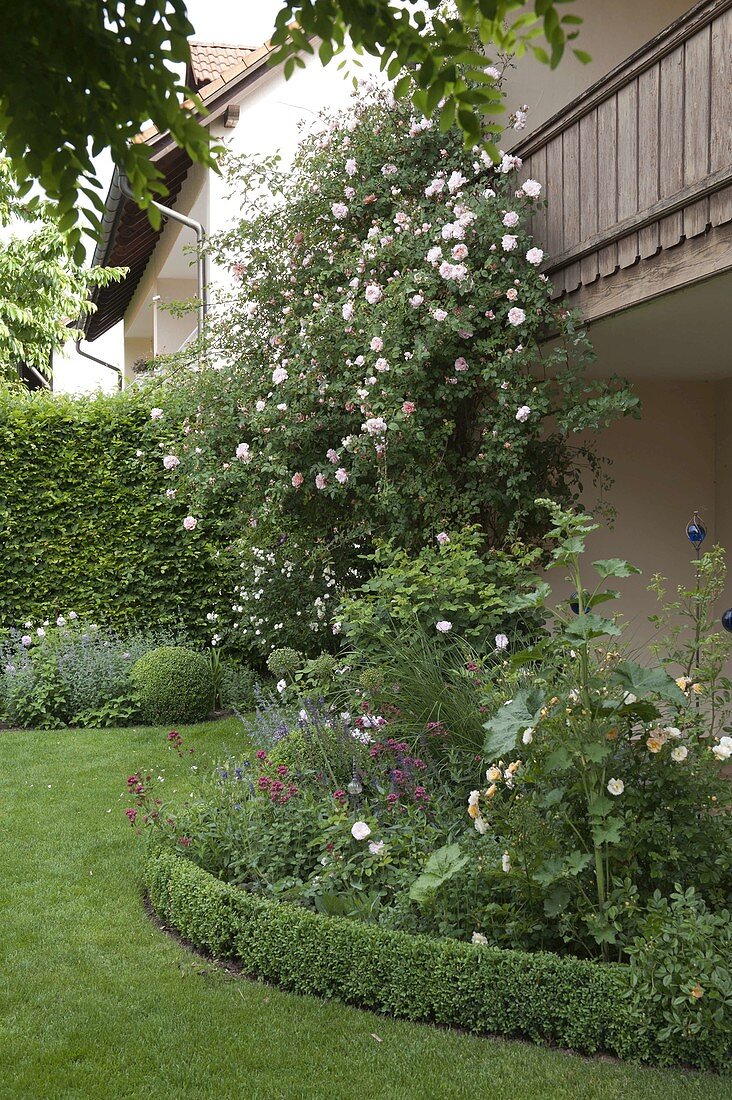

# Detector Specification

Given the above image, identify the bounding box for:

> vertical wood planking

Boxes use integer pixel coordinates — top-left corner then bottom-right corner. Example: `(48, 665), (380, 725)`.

(544, 136), (564, 290)
(637, 65), (660, 259)
(659, 47), (684, 249)
(616, 80), (639, 268)
(597, 97), (618, 277)
(683, 25), (711, 238)
(530, 145), (548, 250)
(562, 125), (581, 291)
(710, 9), (732, 226)
(579, 109), (599, 285)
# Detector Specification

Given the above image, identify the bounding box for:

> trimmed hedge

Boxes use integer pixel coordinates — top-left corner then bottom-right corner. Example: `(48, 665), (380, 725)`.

(144, 849), (640, 1061)
(0, 390), (228, 637)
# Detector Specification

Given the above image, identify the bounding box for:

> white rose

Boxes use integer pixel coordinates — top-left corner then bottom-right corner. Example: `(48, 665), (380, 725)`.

(351, 821), (371, 840)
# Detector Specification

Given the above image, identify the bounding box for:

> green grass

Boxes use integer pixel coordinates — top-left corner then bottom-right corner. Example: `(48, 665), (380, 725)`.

(0, 720), (727, 1100)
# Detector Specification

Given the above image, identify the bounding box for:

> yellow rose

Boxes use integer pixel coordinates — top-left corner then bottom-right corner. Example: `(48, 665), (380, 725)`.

(486, 766), (502, 783)
(690, 984), (704, 1000)
(646, 735), (665, 754)
(468, 803), (480, 820)
(692, 682), (703, 695)
(485, 783), (498, 799)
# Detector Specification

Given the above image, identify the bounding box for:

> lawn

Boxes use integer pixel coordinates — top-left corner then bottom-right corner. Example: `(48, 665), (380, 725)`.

(0, 719), (727, 1100)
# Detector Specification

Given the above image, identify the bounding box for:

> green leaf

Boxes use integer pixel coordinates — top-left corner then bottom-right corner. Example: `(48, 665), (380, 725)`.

(592, 558), (641, 579)
(544, 884), (571, 916)
(564, 613), (621, 641)
(483, 686), (545, 758)
(610, 661), (687, 704)
(409, 844), (469, 903)
(592, 818), (624, 846)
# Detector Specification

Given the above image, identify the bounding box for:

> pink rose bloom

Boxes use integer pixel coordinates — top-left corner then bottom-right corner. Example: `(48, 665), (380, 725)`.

(342, 302), (354, 321)
(315, 474), (327, 490)
(436, 532), (450, 545)
(345, 158), (357, 176)
(433, 309), (448, 322)
(272, 367), (288, 385)
(162, 454), (180, 470)
(447, 170), (467, 194)
(495, 633), (509, 650)
(365, 285), (383, 305)
(368, 840), (385, 855)
(502, 211), (519, 228)
(326, 449), (340, 464)
(291, 472), (304, 488)
(235, 443), (251, 462)
(426, 246), (442, 265)
(454, 357), (468, 372)
(515, 405), (531, 422)
(370, 336), (384, 352)
(452, 243), (468, 261)
(166, 488), (176, 499)
(335, 468), (349, 484)
(183, 516), (198, 531)
(402, 401), (416, 415)
(150, 407), (164, 420)
(506, 288), (518, 301)
(332, 202), (349, 219)
(410, 294), (424, 308)
(375, 357), (389, 373)
(351, 821), (371, 840)
(522, 179), (542, 198)
(501, 234), (518, 251)
(508, 307), (526, 326)
(526, 247), (544, 265)
(436, 620), (453, 633)
(21, 635), (32, 647)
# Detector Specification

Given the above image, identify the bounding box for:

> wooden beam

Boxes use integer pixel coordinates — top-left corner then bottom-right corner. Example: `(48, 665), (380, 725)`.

(563, 222), (732, 324)
(545, 165), (732, 274)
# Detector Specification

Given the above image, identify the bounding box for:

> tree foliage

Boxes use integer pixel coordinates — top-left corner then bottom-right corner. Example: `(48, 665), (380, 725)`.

(0, 160), (124, 383)
(0, 1), (582, 253)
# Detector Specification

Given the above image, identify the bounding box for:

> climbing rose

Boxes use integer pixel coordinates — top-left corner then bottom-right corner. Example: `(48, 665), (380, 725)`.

(291, 472), (303, 488)
(507, 307), (526, 326)
(526, 247), (544, 266)
(351, 821), (371, 840)
(331, 202), (349, 219)
(365, 285), (383, 304)
(183, 516), (198, 531)
(454, 357), (468, 372)
(345, 158), (357, 176)
(370, 336), (384, 352)
(436, 620), (452, 633)
(342, 302), (354, 321)
(335, 468), (349, 484)
(501, 234), (517, 251)
(272, 367), (288, 385)
(502, 211), (519, 228)
(515, 405), (531, 422)
(315, 474), (327, 489)
(150, 407), (164, 419)
(495, 633), (509, 650)
(522, 179), (542, 198)
(436, 532), (450, 545)
(235, 443), (251, 461)
(162, 454), (180, 470)
(402, 401), (415, 415)
(21, 635), (32, 647)
(607, 778), (625, 796)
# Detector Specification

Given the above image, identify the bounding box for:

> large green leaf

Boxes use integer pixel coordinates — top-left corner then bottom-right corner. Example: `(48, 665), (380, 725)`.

(409, 844), (469, 903)
(610, 661), (687, 704)
(482, 686), (545, 758)
(592, 558), (641, 579)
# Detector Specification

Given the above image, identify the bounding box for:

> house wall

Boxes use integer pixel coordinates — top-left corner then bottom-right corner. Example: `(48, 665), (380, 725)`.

(547, 374), (732, 661)
(503, 0), (692, 141)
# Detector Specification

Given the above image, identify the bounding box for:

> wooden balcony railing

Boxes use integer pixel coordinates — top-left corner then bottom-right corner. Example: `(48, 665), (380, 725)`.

(515, 0), (732, 321)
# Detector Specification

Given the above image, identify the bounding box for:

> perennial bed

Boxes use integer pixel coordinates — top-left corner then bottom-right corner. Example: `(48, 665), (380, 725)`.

(145, 848), (642, 1064)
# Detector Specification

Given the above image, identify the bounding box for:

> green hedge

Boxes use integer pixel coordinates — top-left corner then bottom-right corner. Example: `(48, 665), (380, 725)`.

(145, 849), (642, 1061)
(0, 390), (227, 636)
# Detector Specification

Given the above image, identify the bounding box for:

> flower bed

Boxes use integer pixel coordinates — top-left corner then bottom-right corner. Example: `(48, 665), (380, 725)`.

(145, 848), (637, 1059)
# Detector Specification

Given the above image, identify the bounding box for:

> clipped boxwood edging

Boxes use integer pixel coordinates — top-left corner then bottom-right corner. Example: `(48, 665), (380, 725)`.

(144, 849), (643, 1061)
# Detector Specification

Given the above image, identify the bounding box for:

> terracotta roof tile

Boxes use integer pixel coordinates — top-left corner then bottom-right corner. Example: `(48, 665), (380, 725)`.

(188, 42), (258, 90)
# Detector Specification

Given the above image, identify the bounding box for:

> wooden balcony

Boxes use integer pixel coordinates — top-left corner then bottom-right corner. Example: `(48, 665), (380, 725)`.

(516, 0), (732, 323)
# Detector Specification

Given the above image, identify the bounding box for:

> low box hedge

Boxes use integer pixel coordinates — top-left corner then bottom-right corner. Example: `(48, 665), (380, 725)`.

(145, 848), (646, 1061)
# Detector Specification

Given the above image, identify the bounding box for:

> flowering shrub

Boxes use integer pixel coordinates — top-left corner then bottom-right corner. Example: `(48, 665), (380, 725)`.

(460, 502), (732, 957)
(151, 81), (636, 658)
(0, 615), (182, 728)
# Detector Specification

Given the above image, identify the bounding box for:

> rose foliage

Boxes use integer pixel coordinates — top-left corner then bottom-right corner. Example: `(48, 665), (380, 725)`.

(152, 81), (637, 656)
